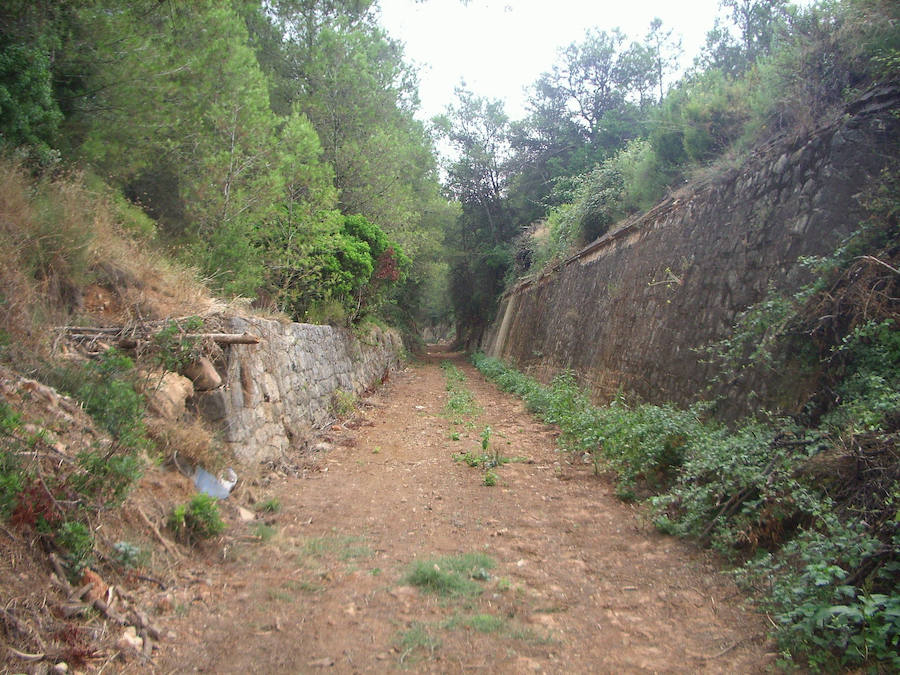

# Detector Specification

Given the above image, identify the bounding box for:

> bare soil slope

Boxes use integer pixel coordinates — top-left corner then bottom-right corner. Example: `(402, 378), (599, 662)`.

(155, 349), (773, 673)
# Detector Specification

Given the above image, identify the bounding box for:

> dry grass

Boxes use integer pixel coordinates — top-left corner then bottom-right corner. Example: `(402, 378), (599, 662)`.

(0, 159), (219, 361)
(0, 162), (63, 357)
(146, 416), (230, 473)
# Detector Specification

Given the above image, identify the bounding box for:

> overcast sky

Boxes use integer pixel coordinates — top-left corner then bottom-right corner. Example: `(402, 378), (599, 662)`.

(377, 0), (725, 121)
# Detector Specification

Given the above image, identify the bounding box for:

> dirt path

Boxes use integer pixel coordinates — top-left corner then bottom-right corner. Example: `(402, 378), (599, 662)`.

(154, 350), (774, 673)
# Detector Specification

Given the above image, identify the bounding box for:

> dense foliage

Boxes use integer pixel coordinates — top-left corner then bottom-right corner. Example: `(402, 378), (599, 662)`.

(0, 1), (897, 667)
(474, 346), (898, 669)
(0, 0), (451, 327)
(472, 166), (900, 669)
(438, 0), (899, 340)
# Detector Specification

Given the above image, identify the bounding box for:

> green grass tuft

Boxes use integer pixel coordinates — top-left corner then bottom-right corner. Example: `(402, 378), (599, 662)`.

(404, 552), (496, 597)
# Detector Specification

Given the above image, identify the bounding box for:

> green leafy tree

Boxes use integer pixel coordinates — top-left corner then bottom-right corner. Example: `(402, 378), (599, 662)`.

(436, 88), (519, 344)
(0, 42), (61, 158)
(618, 40), (658, 109)
(72, 2), (287, 238)
(645, 17), (683, 103)
(508, 25), (661, 229)
(701, 0), (789, 75)
(258, 2), (451, 330)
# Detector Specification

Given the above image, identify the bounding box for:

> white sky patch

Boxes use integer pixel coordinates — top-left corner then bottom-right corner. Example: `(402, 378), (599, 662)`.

(378, 0), (724, 121)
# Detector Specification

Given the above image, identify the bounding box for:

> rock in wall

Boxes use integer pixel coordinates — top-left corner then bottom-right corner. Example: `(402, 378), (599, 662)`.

(485, 87), (900, 415)
(197, 316), (402, 463)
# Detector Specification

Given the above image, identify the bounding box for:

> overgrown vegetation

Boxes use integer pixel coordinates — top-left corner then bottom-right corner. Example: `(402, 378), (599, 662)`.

(0, 1), (453, 330)
(475, 346), (897, 669)
(474, 178), (899, 671)
(0, 0), (896, 667)
(0, 346), (154, 579)
(442, 0), (900, 342)
(0, 2), (451, 661)
(0, 159), (209, 362)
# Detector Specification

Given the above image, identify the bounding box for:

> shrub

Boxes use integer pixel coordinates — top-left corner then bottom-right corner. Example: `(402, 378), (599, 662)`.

(473, 346), (899, 670)
(54, 349), (148, 450)
(0, 467), (22, 521)
(169, 493), (225, 545)
(55, 520), (94, 574)
(741, 512), (900, 670)
(541, 138), (671, 255)
(331, 388), (357, 418)
(69, 448), (143, 508)
(0, 402), (24, 519)
(255, 211), (409, 324)
(112, 541), (146, 569)
(151, 317), (203, 372)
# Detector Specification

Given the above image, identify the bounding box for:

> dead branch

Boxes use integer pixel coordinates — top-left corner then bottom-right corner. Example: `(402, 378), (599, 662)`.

(66, 330), (259, 348)
(91, 595), (126, 625)
(0, 607), (47, 652)
(48, 553), (72, 592)
(6, 646), (45, 661)
(136, 506), (181, 559)
(856, 255), (900, 275)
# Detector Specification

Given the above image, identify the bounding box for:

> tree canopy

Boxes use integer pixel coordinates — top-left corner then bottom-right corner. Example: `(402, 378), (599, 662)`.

(435, 0), (898, 343)
(0, 0), (452, 333)
(1, 0), (896, 339)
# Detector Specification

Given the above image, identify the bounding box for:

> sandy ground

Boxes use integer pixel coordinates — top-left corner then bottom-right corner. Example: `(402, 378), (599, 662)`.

(152, 349), (775, 674)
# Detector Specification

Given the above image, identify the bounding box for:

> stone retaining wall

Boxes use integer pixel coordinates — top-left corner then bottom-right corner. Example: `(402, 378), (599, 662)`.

(197, 316), (402, 463)
(484, 87), (900, 416)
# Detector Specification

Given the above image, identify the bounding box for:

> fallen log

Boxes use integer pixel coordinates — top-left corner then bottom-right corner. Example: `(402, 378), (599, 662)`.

(65, 330), (260, 346)
(114, 332), (260, 348)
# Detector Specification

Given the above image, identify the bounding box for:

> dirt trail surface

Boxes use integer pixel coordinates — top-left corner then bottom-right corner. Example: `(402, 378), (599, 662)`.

(155, 349), (774, 674)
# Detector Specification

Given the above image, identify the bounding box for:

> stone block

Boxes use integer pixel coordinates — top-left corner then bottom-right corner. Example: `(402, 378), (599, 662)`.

(183, 357), (222, 391)
(141, 371), (194, 420)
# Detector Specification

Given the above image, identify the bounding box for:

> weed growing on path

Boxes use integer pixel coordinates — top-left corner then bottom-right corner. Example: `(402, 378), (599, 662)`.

(444, 613), (506, 634)
(266, 588), (294, 603)
(480, 425), (497, 464)
(441, 361), (481, 426)
(454, 451), (480, 467)
(331, 389), (357, 419)
(404, 552), (495, 597)
(396, 622), (441, 665)
(252, 523), (277, 542)
(440, 612), (557, 647)
(453, 424), (525, 488)
(300, 535), (372, 563)
(256, 497), (281, 513)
